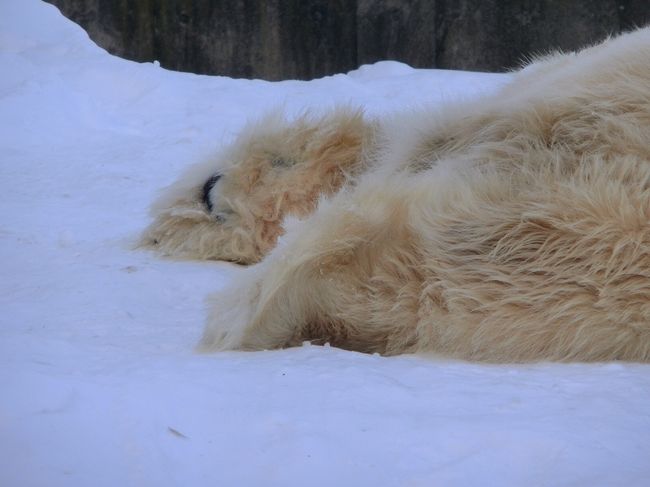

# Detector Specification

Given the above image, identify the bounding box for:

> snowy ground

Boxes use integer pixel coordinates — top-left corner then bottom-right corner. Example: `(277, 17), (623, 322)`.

(1, 1), (650, 486)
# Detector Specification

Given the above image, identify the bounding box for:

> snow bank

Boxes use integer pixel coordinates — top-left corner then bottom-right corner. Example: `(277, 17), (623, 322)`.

(1, 1), (648, 486)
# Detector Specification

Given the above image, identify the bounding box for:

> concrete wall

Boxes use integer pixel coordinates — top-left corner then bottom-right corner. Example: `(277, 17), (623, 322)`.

(46, 0), (650, 80)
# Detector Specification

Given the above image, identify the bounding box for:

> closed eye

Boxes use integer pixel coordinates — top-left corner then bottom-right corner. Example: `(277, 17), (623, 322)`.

(202, 173), (221, 212)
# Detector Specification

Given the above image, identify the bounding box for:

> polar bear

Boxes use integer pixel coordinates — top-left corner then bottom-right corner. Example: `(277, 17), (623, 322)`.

(142, 27), (650, 362)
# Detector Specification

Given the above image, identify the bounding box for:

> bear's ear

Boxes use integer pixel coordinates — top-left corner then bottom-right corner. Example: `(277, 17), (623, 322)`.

(269, 154), (296, 168)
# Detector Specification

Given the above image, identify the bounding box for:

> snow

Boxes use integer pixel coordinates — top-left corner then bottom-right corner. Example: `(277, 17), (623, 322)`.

(1, 1), (649, 486)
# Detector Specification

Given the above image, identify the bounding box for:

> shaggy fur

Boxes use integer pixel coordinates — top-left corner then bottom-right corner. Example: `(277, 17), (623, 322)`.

(140, 108), (373, 264)
(144, 27), (650, 362)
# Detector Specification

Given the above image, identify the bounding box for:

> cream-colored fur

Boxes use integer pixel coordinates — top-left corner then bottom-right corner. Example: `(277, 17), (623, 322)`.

(147, 27), (650, 362)
(140, 108), (373, 264)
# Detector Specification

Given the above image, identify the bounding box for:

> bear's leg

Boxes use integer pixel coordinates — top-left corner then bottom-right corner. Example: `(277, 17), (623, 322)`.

(199, 156), (650, 362)
(198, 172), (431, 354)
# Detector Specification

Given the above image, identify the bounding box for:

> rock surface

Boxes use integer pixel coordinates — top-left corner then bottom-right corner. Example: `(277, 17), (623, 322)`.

(45, 0), (650, 79)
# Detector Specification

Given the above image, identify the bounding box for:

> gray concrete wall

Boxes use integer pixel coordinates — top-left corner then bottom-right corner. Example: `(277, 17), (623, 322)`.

(46, 0), (650, 80)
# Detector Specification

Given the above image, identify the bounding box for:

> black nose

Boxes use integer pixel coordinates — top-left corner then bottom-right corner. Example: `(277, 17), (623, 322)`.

(202, 173), (221, 212)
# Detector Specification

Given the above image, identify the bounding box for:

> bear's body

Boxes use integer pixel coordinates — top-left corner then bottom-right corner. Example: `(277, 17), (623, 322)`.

(143, 28), (650, 362)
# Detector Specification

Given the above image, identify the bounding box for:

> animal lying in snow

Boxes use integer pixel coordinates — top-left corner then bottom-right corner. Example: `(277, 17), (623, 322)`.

(141, 27), (650, 362)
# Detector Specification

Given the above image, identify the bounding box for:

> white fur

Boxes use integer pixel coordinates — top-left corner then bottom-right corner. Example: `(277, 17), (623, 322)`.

(147, 28), (650, 362)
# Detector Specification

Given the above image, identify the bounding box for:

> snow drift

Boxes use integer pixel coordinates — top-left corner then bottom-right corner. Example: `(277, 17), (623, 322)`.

(1, 2), (649, 486)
